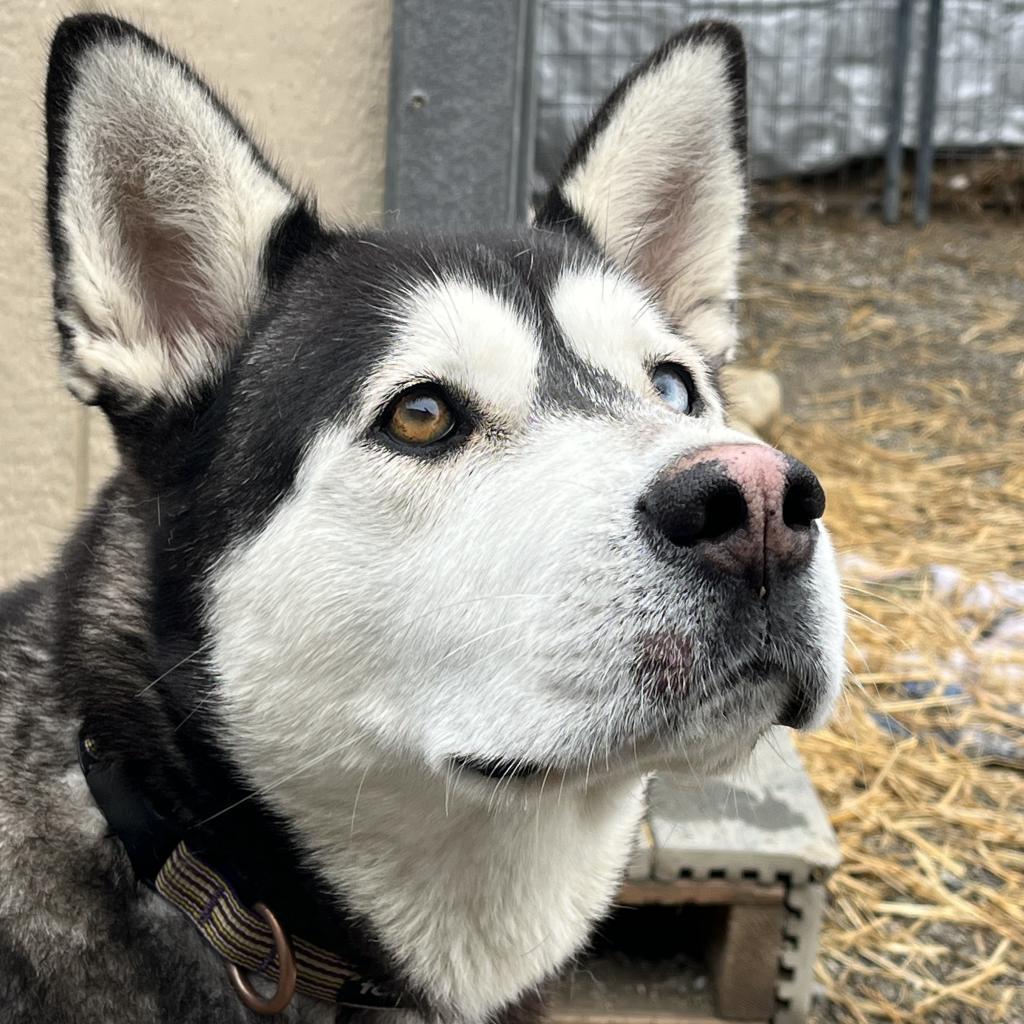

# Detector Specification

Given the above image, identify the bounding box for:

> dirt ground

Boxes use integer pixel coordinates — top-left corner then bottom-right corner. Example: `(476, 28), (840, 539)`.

(741, 211), (1024, 426)
(737, 207), (1023, 1024)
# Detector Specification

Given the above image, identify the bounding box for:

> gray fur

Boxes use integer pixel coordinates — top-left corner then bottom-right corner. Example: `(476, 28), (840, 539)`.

(0, 486), (337, 1024)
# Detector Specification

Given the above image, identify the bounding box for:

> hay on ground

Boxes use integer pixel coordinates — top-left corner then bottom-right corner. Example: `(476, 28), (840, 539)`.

(763, 389), (1023, 1023)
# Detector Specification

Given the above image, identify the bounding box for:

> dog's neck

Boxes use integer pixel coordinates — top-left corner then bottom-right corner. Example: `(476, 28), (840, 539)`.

(58, 471), (647, 1022)
(58, 473), (403, 995)
(264, 763), (647, 1020)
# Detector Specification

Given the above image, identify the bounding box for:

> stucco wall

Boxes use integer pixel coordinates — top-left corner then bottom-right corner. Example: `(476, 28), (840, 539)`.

(0, 1), (393, 586)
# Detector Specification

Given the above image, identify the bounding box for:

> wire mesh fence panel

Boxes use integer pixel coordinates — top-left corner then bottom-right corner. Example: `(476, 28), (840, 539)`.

(531, 0), (1024, 218)
(927, 0), (1024, 216)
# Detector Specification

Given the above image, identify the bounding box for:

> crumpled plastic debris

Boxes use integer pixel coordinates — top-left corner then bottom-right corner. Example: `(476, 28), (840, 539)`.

(839, 558), (1024, 770)
(950, 727), (1023, 769)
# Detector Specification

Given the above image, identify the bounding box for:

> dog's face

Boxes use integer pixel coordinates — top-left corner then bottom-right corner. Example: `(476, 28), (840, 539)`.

(46, 20), (843, 810)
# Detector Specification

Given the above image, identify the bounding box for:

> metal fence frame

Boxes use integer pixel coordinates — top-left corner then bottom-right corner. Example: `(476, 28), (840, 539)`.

(386, 0), (1003, 229)
(385, 0), (537, 229)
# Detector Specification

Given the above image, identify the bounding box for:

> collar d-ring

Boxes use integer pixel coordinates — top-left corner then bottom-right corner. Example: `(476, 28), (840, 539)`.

(226, 902), (298, 1015)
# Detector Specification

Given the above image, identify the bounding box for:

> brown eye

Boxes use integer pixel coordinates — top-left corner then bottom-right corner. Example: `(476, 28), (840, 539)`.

(384, 387), (455, 446)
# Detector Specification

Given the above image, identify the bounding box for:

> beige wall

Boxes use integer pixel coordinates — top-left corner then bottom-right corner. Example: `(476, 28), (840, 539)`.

(0, 1), (393, 586)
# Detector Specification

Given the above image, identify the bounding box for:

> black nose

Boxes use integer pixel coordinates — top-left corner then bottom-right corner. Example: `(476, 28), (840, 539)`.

(637, 444), (825, 582)
(642, 461), (748, 547)
(783, 459), (827, 530)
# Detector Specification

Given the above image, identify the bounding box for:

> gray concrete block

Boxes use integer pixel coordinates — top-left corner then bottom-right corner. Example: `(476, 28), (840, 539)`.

(648, 728), (840, 886)
(637, 728), (838, 1024)
(775, 882), (829, 1024)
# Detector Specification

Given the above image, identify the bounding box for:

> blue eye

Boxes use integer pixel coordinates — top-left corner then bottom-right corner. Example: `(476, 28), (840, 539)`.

(652, 363), (696, 414)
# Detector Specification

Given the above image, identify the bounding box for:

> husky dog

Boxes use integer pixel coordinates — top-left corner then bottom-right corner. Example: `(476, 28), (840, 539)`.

(0, 14), (844, 1024)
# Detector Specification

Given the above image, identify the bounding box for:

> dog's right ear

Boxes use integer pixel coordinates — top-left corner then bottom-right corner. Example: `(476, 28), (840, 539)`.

(46, 15), (320, 414)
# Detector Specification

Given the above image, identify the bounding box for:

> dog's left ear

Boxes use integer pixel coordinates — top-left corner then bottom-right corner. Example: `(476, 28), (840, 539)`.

(536, 22), (747, 364)
(45, 14), (319, 413)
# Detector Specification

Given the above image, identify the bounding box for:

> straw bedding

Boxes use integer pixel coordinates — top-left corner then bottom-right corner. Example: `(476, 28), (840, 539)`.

(781, 402), (1023, 1023)
(742, 214), (1023, 1023)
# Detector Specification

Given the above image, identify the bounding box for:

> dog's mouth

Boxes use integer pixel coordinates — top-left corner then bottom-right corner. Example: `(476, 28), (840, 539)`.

(449, 640), (830, 786)
(634, 624), (827, 725)
(450, 755), (547, 781)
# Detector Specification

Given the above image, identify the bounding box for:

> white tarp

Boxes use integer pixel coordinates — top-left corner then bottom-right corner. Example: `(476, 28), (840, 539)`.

(534, 0), (1024, 181)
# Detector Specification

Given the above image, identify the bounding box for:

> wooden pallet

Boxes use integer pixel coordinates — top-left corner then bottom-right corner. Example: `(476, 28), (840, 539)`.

(548, 877), (788, 1024)
(550, 732), (840, 1024)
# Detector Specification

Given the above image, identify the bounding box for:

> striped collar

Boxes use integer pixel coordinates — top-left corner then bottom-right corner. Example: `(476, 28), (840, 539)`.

(156, 841), (403, 1012)
(78, 729), (408, 1016)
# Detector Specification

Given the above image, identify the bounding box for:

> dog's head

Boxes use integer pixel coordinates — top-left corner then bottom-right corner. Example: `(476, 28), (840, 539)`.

(47, 18), (843, 807)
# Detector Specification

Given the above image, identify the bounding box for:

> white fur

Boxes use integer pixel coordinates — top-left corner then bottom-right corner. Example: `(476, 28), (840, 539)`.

(362, 279), (540, 425)
(207, 277), (843, 1021)
(549, 266), (724, 416)
(793, 526), (847, 731)
(55, 34), (295, 406)
(560, 37), (745, 360)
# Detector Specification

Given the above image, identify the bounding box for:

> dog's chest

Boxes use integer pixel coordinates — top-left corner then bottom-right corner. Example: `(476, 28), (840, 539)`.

(291, 773), (649, 1022)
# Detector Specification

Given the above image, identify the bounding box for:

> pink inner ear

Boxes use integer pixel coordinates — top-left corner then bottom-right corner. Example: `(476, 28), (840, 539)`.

(118, 181), (222, 361)
(629, 180), (700, 316)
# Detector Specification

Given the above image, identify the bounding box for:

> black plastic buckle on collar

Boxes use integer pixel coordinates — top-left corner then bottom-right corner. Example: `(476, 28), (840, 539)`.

(77, 728), (180, 885)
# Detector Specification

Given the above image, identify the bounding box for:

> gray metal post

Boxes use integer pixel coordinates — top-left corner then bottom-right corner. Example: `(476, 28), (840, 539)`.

(914, 0), (944, 228)
(512, 0), (539, 223)
(384, 0), (538, 230)
(882, 0), (914, 224)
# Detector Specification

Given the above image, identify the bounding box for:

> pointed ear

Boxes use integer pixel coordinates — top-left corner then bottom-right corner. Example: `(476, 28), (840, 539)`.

(536, 22), (747, 364)
(45, 15), (320, 412)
